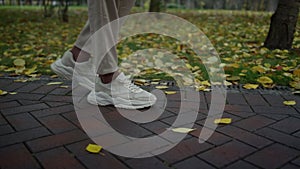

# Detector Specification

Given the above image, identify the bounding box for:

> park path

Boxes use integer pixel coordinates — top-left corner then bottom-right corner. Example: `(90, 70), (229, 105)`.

(0, 77), (300, 169)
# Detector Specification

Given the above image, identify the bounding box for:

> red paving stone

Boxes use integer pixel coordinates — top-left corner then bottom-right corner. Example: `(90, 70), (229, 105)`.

(1, 78), (300, 169)
(245, 143), (299, 169)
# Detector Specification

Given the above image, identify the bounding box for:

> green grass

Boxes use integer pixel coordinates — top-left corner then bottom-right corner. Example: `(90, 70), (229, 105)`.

(0, 6), (300, 88)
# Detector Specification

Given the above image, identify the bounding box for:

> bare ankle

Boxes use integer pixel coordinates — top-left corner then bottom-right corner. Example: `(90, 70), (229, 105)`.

(70, 46), (90, 62)
(99, 71), (120, 84)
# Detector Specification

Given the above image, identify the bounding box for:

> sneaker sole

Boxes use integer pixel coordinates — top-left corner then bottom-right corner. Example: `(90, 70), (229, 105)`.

(87, 91), (156, 109)
(50, 59), (73, 80)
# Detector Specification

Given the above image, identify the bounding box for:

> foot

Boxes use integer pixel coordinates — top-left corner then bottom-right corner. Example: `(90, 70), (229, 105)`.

(50, 50), (95, 89)
(87, 72), (157, 109)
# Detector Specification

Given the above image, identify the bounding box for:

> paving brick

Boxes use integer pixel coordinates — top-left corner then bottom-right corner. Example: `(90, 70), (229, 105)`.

(0, 124), (14, 135)
(62, 111), (82, 128)
(31, 104), (74, 117)
(0, 127), (50, 147)
(245, 143), (299, 169)
(251, 105), (298, 114)
(233, 115), (275, 132)
(293, 130), (300, 137)
(0, 113), (7, 125)
(218, 126), (272, 148)
(102, 111), (152, 138)
(41, 94), (72, 102)
(1, 103), (49, 116)
(38, 115), (77, 134)
(292, 156), (300, 166)
(16, 83), (43, 93)
(46, 101), (69, 107)
(162, 113), (206, 126)
(32, 85), (58, 94)
(173, 157), (215, 169)
(0, 143), (40, 169)
(159, 137), (213, 164)
(198, 141), (256, 168)
(26, 129), (88, 152)
(243, 93), (269, 106)
(0, 82), (26, 91)
(0, 100), (20, 109)
(281, 164), (300, 169)
(190, 125), (231, 146)
(270, 117), (300, 134)
(224, 105), (253, 112)
(18, 100), (42, 106)
(142, 120), (170, 134)
(6, 113), (41, 131)
(223, 160), (259, 169)
(261, 113), (289, 120)
(256, 128), (300, 150)
(5, 93), (45, 101)
(226, 93), (248, 105)
(49, 87), (72, 95)
(35, 147), (85, 169)
(66, 140), (129, 169)
(126, 157), (170, 169)
(262, 94), (286, 106)
(225, 110), (255, 118)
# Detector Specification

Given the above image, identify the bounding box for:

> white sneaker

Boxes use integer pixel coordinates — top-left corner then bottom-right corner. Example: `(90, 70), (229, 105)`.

(51, 50), (96, 89)
(87, 72), (157, 109)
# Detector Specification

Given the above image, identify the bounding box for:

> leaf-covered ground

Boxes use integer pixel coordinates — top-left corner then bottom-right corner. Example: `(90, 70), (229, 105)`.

(0, 7), (300, 89)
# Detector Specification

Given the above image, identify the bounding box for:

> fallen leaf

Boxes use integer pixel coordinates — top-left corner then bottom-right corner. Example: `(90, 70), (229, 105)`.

(214, 118), (232, 124)
(9, 92), (17, 95)
(13, 58), (26, 67)
(47, 82), (63, 85)
(155, 86), (168, 89)
(86, 144), (102, 153)
(165, 91), (177, 95)
(283, 101), (296, 106)
(171, 128), (195, 133)
(0, 90), (8, 96)
(243, 84), (259, 89)
(257, 76), (273, 84)
(59, 85), (69, 89)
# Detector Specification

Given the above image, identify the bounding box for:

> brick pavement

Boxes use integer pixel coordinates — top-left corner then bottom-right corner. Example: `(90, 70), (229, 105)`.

(0, 78), (300, 169)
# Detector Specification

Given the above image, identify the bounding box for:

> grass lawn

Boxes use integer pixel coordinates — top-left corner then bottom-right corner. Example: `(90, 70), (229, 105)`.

(0, 6), (300, 89)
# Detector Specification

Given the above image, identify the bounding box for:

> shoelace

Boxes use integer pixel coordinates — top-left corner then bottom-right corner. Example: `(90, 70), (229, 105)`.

(122, 76), (142, 93)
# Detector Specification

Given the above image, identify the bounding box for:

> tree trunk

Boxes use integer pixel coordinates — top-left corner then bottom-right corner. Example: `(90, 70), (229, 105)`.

(264, 0), (300, 50)
(149, 0), (161, 12)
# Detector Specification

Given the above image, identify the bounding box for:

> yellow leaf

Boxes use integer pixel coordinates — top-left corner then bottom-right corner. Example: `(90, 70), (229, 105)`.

(51, 75), (58, 78)
(165, 91), (177, 95)
(155, 86), (168, 89)
(151, 82), (159, 85)
(14, 79), (28, 83)
(13, 59), (26, 67)
(293, 69), (300, 78)
(257, 76), (273, 84)
(47, 82), (63, 85)
(0, 90), (8, 96)
(226, 76), (240, 81)
(243, 84), (259, 89)
(214, 118), (232, 124)
(283, 101), (296, 106)
(224, 81), (233, 86)
(86, 144), (102, 153)
(201, 80), (211, 86)
(171, 128), (195, 133)
(59, 85), (69, 89)
(251, 66), (266, 73)
(290, 81), (300, 89)
(9, 92), (17, 95)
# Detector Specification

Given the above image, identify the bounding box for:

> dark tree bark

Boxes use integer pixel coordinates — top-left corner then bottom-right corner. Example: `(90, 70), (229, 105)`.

(149, 0), (161, 12)
(264, 0), (300, 50)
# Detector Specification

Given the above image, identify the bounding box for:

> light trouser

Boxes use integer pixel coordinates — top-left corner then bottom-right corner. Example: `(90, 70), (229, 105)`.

(74, 0), (135, 75)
